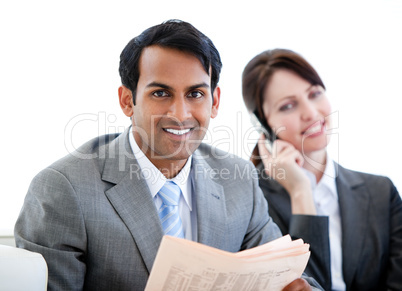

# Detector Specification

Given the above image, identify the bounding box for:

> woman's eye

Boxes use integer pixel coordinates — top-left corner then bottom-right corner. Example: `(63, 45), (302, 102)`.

(153, 90), (169, 97)
(188, 91), (203, 98)
(279, 103), (294, 111)
(310, 91), (322, 99)
(310, 86), (325, 99)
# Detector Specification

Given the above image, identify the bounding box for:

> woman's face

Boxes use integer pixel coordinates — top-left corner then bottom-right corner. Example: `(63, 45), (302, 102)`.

(262, 69), (332, 154)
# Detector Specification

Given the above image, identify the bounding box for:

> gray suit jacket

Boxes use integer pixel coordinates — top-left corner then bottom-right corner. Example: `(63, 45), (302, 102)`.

(258, 162), (402, 291)
(15, 129), (289, 290)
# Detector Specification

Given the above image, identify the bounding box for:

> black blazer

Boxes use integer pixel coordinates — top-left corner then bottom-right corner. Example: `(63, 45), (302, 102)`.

(258, 163), (402, 291)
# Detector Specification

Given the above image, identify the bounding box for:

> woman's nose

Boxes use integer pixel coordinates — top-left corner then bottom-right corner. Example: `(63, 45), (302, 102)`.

(300, 100), (318, 121)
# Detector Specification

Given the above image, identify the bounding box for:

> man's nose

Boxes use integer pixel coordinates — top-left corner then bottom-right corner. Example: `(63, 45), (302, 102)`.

(167, 98), (192, 122)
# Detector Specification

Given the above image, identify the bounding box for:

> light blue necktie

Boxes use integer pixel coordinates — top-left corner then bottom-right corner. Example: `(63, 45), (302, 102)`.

(157, 181), (185, 238)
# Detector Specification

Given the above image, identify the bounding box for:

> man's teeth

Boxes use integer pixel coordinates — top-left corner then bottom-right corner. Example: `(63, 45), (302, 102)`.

(165, 128), (191, 135)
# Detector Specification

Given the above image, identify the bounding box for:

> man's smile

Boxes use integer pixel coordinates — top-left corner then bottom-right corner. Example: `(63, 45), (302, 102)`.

(163, 128), (192, 135)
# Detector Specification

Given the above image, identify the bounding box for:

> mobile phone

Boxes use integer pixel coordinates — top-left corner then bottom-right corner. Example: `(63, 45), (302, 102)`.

(250, 113), (273, 153)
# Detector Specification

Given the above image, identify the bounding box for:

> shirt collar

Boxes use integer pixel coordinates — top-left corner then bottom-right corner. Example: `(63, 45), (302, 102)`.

(128, 128), (193, 210)
(302, 154), (337, 199)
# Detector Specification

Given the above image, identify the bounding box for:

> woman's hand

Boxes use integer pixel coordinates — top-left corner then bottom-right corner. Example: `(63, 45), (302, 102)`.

(258, 134), (316, 215)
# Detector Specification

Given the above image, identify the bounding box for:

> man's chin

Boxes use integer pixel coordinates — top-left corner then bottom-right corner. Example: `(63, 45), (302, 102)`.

(154, 142), (200, 159)
(152, 151), (194, 161)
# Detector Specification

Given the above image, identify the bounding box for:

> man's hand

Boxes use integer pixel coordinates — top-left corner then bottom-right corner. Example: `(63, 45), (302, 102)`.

(282, 278), (312, 291)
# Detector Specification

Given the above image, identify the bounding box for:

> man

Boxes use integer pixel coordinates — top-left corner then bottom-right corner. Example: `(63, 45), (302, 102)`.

(15, 20), (320, 290)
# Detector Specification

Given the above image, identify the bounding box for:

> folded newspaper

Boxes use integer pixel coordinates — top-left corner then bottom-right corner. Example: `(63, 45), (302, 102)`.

(145, 234), (310, 291)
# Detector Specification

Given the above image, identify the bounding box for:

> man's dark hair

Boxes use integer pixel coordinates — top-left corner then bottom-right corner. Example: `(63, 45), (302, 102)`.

(119, 19), (222, 104)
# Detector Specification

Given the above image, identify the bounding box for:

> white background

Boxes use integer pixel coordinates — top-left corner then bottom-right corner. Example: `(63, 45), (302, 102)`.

(1, 0), (401, 233)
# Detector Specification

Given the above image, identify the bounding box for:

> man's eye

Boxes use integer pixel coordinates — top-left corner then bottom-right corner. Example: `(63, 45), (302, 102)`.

(153, 90), (169, 97)
(188, 91), (203, 98)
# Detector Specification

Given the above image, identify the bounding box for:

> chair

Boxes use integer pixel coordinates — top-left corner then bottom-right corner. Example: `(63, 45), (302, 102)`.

(0, 244), (48, 290)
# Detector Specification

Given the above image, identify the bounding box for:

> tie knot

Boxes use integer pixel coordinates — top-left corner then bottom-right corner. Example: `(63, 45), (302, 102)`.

(158, 181), (181, 206)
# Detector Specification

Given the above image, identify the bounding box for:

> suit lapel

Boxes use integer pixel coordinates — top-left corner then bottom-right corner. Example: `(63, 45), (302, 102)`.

(336, 164), (369, 289)
(99, 132), (230, 270)
(101, 128), (163, 273)
(192, 151), (226, 250)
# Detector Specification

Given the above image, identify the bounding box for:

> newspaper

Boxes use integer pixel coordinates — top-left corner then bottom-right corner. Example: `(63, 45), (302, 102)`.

(145, 235), (310, 291)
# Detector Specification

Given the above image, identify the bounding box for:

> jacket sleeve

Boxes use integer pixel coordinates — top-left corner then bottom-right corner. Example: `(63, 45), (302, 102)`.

(289, 215), (331, 291)
(258, 174), (328, 290)
(386, 182), (402, 290)
(14, 167), (87, 291)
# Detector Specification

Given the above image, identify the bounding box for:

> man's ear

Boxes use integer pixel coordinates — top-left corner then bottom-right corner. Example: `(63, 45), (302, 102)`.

(118, 85), (134, 117)
(211, 86), (221, 118)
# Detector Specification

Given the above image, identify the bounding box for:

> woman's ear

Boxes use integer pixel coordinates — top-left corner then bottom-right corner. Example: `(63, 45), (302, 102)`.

(118, 86), (134, 117)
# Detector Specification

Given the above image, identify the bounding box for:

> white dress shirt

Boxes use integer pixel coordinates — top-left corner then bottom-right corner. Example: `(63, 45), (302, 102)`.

(129, 130), (198, 241)
(302, 156), (346, 291)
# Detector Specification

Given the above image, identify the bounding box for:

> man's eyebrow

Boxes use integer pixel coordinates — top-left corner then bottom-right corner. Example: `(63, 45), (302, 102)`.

(145, 82), (173, 90)
(187, 82), (210, 91)
(145, 82), (210, 91)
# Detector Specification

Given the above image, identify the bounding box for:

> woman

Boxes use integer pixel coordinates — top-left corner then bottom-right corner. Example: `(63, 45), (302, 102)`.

(242, 49), (402, 291)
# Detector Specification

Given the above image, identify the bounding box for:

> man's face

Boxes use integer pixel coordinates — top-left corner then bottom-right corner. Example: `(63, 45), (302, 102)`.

(128, 45), (220, 168)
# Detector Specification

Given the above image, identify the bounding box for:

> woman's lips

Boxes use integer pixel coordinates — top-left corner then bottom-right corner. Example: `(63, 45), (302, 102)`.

(302, 120), (325, 137)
